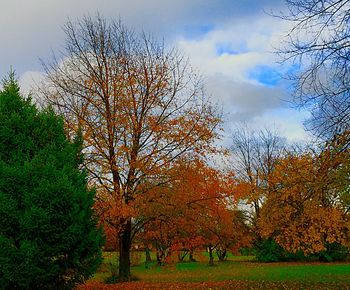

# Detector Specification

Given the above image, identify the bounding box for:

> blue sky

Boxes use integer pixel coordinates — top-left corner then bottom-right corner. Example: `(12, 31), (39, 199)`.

(0, 0), (310, 142)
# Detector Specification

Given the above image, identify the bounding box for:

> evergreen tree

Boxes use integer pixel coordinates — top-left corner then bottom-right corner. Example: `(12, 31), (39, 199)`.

(0, 73), (103, 289)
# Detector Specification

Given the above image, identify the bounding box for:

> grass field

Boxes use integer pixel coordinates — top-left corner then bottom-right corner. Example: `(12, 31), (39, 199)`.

(77, 251), (350, 289)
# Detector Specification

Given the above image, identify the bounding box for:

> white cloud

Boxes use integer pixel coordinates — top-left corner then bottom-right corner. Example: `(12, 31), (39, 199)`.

(173, 14), (308, 143)
(206, 75), (284, 113)
(19, 71), (45, 101)
(1, 0), (286, 76)
(4, 0), (309, 142)
(176, 15), (291, 112)
(250, 108), (312, 142)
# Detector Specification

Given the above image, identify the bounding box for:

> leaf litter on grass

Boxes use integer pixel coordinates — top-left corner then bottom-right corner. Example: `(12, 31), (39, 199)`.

(77, 280), (350, 289)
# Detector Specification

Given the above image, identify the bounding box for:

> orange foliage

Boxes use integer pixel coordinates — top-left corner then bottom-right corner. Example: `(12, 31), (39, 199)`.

(44, 18), (222, 277)
(258, 148), (350, 254)
(133, 157), (251, 263)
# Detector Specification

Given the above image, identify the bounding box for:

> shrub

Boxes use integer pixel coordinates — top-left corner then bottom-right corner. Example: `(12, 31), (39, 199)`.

(105, 261), (119, 284)
(254, 238), (288, 262)
(254, 238), (349, 262)
(318, 243), (349, 262)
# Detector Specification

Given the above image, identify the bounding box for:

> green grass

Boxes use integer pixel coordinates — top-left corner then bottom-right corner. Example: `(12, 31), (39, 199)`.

(133, 261), (350, 283)
(94, 251), (350, 286)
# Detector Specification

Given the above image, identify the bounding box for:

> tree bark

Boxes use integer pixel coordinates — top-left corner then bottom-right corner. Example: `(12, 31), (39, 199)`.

(145, 246), (152, 269)
(216, 248), (227, 261)
(208, 245), (214, 266)
(178, 250), (188, 262)
(118, 218), (132, 281)
(189, 249), (196, 262)
(156, 249), (165, 265)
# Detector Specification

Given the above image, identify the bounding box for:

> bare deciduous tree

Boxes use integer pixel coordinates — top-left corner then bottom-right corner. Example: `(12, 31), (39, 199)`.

(230, 125), (286, 225)
(278, 0), (350, 138)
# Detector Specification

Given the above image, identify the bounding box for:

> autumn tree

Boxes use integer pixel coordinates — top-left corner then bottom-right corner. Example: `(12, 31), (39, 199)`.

(258, 143), (350, 259)
(278, 0), (350, 138)
(216, 209), (252, 259)
(41, 15), (221, 280)
(331, 132), (350, 216)
(199, 206), (252, 265)
(0, 74), (103, 289)
(136, 157), (235, 265)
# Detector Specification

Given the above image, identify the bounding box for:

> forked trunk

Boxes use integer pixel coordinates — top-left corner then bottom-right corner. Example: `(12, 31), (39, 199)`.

(216, 248), (227, 261)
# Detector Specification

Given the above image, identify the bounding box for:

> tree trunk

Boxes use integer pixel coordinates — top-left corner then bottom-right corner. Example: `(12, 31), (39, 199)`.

(189, 249), (196, 262)
(119, 218), (131, 281)
(216, 248), (227, 261)
(145, 246), (152, 269)
(208, 246), (214, 266)
(178, 250), (188, 262)
(156, 249), (165, 265)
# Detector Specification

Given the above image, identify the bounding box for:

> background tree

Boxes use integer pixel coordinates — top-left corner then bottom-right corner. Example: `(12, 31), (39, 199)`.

(279, 0), (350, 138)
(41, 15), (221, 280)
(330, 130), (350, 215)
(0, 74), (103, 289)
(258, 147), (349, 259)
(230, 126), (285, 226)
(137, 157), (235, 266)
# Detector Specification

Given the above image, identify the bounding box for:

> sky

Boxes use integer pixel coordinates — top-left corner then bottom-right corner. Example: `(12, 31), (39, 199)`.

(0, 0), (312, 143)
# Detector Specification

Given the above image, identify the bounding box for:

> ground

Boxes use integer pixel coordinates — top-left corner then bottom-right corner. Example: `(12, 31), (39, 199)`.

(76, 252), (350, 289)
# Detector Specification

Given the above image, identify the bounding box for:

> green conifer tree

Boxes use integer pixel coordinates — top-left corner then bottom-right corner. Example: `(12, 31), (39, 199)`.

(0, 72), (103, 289)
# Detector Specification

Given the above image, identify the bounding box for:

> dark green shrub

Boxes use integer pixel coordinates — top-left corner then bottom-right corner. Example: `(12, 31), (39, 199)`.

(104, 275), (119, 284)
(0, 75), (104, 289)
(254, 238), (349, 263)
(254, 238), (287, 262)
(239, 247), (254, 256)
(318, 243), (349, 262)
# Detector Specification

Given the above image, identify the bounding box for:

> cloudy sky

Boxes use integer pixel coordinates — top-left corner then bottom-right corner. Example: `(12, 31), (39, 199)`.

(1, 0), (311, 143)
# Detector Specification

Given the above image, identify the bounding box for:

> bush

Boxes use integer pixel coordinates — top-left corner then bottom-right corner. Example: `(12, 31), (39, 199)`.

(104, 275), (119, 284)
(318, 243), (349, 262)
(105, 261), (119, 284)
(0, 75), (104, 289)
(254, 238), (287, 262)
(239, 247), (254, 256)
(254, 238), (349, 263)
(254, 238), (306, 262)
(108, 261), (119, 277)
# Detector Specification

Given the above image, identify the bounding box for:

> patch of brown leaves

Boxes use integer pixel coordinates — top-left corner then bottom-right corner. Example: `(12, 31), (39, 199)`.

(76, 280), (350, 289)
